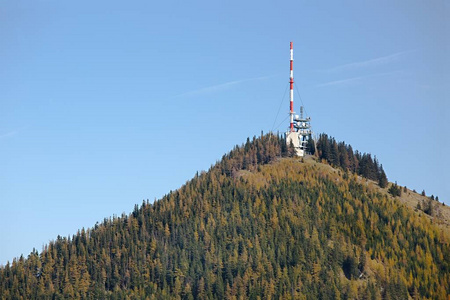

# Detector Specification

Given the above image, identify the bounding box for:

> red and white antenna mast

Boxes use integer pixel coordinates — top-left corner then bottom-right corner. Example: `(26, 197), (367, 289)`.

(289, 41), (294, 132)
(285, 41), (312, 157)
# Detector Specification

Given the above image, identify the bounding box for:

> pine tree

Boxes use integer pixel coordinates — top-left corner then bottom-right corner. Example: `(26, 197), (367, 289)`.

(306, 136), (316, 155)
(378, 164), (388, 188)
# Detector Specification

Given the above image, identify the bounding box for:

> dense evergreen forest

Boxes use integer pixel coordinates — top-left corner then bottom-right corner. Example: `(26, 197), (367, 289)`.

(1, 134), (449, 299)
(315, 134), (388, 188)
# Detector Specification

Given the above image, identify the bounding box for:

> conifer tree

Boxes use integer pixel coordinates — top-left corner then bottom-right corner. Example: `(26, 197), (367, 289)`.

(378, 164), (388, 188)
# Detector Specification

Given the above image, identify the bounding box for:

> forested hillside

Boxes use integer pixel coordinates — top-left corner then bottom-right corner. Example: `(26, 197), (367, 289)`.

(1, 134), (449, 299)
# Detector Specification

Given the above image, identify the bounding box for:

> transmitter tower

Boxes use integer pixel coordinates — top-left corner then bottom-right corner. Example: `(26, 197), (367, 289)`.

(285, 42), (312, 157)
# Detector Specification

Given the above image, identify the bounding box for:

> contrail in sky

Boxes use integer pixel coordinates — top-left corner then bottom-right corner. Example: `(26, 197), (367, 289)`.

(0, 130), (18, 139)
(323, 50), (416, 73)
(315, 70), (405, 88)
(175, 75), (273, 98)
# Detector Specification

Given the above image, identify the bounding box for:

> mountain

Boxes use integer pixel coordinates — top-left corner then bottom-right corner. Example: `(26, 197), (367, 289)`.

(1, 134), (449, 299)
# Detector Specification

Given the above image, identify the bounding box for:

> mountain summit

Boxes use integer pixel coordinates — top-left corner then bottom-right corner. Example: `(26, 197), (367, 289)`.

(1, 134), (449, 299)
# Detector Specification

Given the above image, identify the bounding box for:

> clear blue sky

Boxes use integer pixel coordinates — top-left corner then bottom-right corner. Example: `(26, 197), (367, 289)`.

(1, 1), (448, 264)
